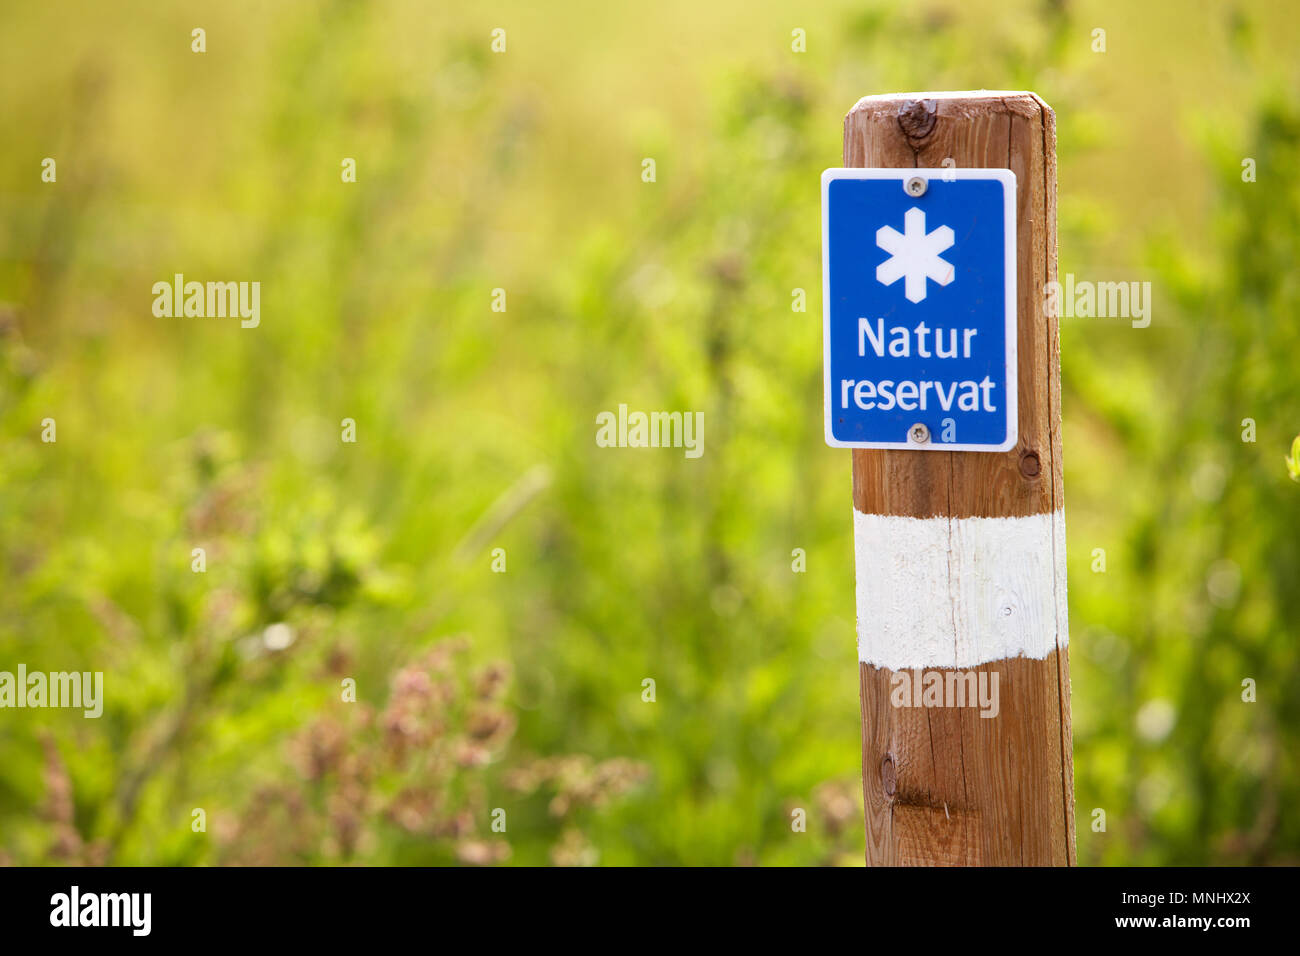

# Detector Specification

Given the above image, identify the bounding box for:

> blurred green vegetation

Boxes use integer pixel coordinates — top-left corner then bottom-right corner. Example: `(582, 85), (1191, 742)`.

(1, 0), (1298, 865)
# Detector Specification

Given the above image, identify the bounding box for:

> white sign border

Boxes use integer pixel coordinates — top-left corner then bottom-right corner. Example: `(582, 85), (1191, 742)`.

(821, 167), (1018, 453)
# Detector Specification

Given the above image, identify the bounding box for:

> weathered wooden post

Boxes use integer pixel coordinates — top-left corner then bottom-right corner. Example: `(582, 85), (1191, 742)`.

(823, 92), (1073, 865)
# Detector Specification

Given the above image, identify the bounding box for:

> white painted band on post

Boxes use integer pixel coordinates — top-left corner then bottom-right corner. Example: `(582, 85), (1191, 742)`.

(854, 509), (1068, 670)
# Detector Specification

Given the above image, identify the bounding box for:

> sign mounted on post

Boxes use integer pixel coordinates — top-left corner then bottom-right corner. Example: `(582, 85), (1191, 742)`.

(821, 167), (1017, 451)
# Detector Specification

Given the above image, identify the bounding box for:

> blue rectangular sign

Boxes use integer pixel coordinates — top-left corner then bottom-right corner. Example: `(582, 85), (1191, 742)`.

(822, 168), (1017, 451)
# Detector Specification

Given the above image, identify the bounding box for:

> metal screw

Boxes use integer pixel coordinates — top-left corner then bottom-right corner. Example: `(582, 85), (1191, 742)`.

(904, 175), (927, 197)
(908, 423), (930, 444)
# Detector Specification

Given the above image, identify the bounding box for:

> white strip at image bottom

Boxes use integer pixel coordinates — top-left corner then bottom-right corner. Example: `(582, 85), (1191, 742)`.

(854, 509), (1068, 671)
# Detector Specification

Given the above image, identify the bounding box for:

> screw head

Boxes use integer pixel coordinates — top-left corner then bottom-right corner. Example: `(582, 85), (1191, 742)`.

(908, 423), (930, 444)
(904, 175), (928, 197)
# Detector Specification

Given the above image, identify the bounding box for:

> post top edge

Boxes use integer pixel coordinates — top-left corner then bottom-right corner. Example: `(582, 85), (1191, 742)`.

(848, 90), (1052, 111)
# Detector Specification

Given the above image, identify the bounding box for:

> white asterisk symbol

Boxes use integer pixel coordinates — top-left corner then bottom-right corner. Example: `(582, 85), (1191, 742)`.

(875, 207), (955, 303)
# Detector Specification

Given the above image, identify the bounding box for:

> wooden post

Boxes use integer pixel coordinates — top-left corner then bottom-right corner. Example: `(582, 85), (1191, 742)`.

(844, 92), (1074, 866)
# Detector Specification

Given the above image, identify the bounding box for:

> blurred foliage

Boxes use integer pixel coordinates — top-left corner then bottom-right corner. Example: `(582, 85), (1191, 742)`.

(0, 0), (1298, 865)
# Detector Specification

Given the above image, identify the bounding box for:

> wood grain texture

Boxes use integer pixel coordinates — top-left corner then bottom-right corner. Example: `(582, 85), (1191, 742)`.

(861, 653), (1070, 866)
(845, 92), (1074, 866)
